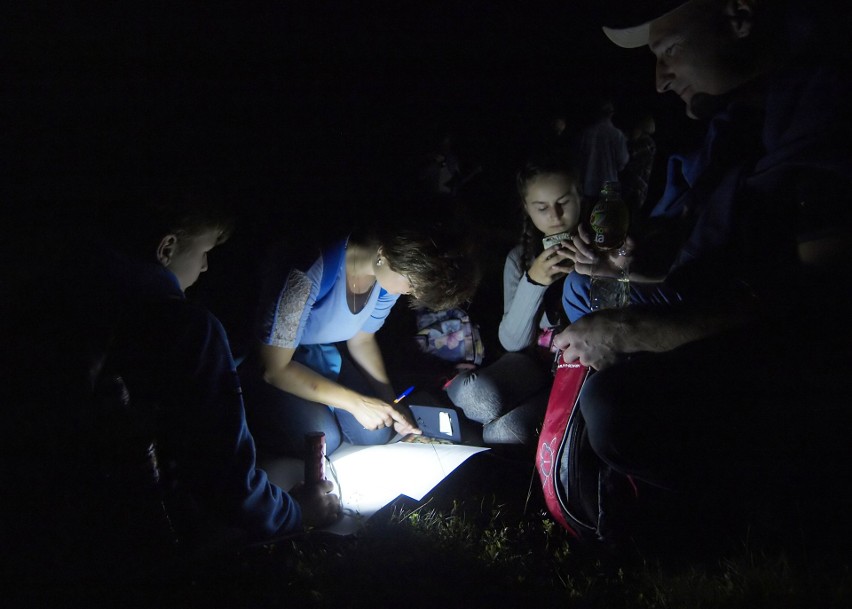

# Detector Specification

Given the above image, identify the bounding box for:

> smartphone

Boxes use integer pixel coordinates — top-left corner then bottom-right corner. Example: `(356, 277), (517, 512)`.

(542, 231), (572, 249)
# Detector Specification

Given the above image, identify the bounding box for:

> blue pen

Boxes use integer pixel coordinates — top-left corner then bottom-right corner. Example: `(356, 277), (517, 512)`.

(393, 385), (415, 404)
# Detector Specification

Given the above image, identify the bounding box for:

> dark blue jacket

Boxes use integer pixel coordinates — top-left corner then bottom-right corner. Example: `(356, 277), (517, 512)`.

(97, 250), (303, 543)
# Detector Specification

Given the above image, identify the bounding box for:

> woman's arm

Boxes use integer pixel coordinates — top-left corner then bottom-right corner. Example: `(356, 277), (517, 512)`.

(259, 342), (417, 434)
(346, 331), (394, 402)
(346, 331), (419, 435)
(259, 343), (364, 410)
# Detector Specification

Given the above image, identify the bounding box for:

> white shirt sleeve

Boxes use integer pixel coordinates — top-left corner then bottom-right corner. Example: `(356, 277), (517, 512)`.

(498, 245), (548, 352)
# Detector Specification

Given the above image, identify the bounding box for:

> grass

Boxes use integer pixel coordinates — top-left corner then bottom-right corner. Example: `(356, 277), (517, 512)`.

(14, 447), (848, 608)
(146, 453), (852, 609)
(169, 497), (851, 609)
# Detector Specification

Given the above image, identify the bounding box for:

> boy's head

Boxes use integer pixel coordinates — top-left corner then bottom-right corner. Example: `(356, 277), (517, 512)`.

(149, 194), (233, 290)
(110, 180), (234, 291)
(155, 225), (229, 292)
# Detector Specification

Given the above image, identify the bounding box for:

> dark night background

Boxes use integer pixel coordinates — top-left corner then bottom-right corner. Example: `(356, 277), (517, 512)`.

(3, 1), (705, 351)
(4, 2), (703, 217)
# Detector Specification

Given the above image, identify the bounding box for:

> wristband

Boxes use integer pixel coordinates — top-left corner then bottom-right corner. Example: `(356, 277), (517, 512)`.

(525, 272), (545, 286)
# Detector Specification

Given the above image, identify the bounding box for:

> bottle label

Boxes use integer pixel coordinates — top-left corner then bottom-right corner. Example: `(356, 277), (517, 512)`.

(589, 200), (628, 251)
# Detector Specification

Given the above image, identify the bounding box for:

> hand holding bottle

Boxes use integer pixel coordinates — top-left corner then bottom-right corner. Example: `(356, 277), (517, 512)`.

(571, 224), (634, 278)
(587, 181), (632, 311)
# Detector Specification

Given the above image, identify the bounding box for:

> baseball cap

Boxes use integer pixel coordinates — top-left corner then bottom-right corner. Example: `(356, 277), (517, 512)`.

(601, 0), (692, 48)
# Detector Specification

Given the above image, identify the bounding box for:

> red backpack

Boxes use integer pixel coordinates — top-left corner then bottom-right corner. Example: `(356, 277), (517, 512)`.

(536, 352), (638, 544)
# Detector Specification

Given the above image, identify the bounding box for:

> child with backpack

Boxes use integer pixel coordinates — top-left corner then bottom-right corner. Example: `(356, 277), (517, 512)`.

(444, 155), (580, 445)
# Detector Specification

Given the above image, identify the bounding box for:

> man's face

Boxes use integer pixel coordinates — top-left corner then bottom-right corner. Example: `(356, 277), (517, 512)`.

(648, 0), (748, 118)
(164, 228), (222, 291)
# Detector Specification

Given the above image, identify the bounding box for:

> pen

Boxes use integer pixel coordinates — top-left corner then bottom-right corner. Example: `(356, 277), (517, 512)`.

(393, 385), (415, 404)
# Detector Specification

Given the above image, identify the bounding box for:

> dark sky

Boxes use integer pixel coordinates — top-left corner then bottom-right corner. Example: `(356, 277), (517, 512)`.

(5, 2), (696, 231)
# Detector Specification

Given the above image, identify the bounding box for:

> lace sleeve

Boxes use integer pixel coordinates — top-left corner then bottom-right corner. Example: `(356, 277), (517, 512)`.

(267, 269), (313, 348)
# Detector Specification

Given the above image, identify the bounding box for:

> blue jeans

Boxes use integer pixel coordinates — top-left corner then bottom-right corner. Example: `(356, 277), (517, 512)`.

(562, 270), (683, 323)
(242, 349), (394, 457)
(446, 352), (550, 445)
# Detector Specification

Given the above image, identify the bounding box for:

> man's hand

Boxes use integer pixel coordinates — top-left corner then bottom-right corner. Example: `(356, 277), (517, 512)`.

(290, 479), (341, 529)
(553, 303), (742, 370)
(551, 311), (626, 370)
(571, 224), (634, 278)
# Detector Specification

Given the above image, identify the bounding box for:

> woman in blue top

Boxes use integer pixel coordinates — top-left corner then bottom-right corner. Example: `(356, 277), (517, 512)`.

(244, 219), (479, 456)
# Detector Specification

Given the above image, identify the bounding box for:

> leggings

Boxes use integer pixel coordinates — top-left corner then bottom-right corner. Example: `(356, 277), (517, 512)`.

(446, 351), (550, 445)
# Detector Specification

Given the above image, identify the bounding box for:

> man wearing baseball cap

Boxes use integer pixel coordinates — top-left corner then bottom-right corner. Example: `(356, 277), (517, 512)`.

(554, 0), (852, 543)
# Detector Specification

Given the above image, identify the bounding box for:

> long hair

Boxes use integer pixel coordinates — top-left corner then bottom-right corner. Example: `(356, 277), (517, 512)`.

(515, 155), (582, 270)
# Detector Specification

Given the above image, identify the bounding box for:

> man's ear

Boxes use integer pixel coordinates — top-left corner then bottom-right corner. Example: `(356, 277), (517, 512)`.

(725, 0), (756, 39)
(156, 234), (179, 267)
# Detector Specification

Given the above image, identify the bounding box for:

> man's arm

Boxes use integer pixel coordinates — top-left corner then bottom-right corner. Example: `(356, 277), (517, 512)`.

(554, 230), (851, 370)
(553, 299), (757, 370)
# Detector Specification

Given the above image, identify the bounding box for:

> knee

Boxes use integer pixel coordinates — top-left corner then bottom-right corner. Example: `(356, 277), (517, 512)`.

(351, 426), (394, 446)
(336, 406), (395, 446)
(562, 271), (591, 323)
(317, 425), (343, 455)
(243, 379), (342, 457)
(272, 423), (343, 457)
(445, 369), (482, 404)
(482, 390), (548, 445)
(446, 371), (502, 423)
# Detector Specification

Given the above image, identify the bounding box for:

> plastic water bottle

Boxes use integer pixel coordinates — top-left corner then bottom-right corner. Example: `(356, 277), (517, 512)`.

(589, 181), (630, 311)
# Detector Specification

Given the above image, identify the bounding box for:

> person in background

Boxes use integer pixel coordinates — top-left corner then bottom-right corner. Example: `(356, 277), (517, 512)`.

(242, 213), (479, 457)
(445, 155), (579, 445)
(575, 97), (630, 204)
(419, 130), (463, 197)
(621, 111), (657, 217)
(543, 112), (578, 166)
